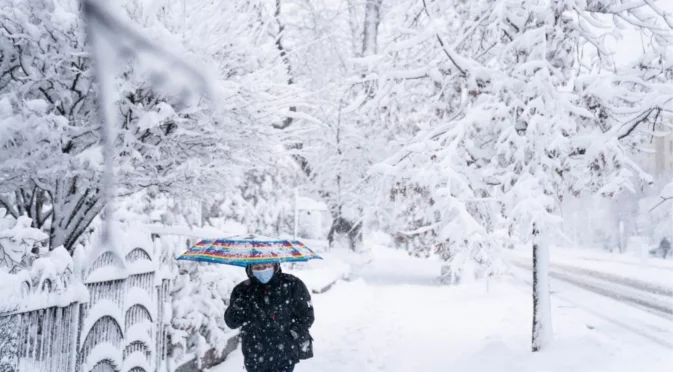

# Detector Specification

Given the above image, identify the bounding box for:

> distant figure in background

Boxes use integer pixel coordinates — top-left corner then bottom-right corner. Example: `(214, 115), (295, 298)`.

(225, 263), (314, 372)
(658, 238), (671, 259)
(650, 238), (671, 259)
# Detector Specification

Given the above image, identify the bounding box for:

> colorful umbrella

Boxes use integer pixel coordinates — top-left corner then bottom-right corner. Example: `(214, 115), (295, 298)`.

(176, 235), (322, 267)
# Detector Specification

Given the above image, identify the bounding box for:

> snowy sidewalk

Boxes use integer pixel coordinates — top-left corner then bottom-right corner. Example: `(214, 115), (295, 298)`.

(209, 247), (671, 372)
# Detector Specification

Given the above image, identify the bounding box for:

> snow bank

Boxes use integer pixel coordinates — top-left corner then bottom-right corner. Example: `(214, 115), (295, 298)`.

(285, 252), (352, 293)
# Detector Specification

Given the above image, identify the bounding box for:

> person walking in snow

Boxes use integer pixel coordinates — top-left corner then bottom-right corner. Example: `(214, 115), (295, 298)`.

(225, 262), (314, 372)
(659, 238), (671, 259)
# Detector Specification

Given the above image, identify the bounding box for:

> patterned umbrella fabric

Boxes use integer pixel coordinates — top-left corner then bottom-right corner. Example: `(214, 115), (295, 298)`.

(176, 235), (322, 267)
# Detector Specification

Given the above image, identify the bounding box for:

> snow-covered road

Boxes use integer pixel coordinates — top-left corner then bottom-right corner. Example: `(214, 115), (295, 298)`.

(508, 255), (673, 350)
(210, 247), (672, 372)
(509, 257), (673, 319)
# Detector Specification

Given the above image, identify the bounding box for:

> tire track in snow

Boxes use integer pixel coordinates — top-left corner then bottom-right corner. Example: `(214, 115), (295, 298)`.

(545, 268), (672, 319)
(508, 264), (673, 350)
(510, 260), (673, 319)
(575, 256), (673, 272)
(546, 261), (673, 298)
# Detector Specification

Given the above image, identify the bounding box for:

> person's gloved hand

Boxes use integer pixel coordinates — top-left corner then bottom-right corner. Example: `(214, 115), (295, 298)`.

(249, 302), (268, 323)
(289, 327), (308, 343)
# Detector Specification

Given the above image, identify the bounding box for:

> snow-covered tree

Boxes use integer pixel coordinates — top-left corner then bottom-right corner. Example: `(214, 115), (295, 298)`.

(368, 0), (673, 350)
(0, 0), (292, 254)
(203, 165), (298, 237)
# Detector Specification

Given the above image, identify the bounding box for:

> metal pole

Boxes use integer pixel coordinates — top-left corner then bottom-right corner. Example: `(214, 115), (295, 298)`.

(294, 189), (299, 240)
(619, 220), (624, 253)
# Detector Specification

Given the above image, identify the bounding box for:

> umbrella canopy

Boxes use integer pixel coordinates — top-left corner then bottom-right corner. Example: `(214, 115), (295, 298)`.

(176, 235), (322, 267)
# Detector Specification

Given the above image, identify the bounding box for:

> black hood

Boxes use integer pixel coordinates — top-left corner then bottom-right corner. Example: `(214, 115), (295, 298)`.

(245, 263), (282, 280)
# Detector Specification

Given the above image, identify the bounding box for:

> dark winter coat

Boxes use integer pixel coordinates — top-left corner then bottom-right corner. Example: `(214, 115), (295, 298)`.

(224, 265), (314, 369)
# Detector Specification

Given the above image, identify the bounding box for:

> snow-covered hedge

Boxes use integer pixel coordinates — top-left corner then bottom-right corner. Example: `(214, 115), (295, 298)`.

(169, 257), (246, 367)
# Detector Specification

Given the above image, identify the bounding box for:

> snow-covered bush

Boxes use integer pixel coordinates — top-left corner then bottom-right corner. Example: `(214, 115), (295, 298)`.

(0, 210), (87, 314)
(169, 258), (244, 366)
(0, 213), (44, 274)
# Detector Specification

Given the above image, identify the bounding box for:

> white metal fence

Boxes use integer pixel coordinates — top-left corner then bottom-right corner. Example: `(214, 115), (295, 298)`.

(0, 240), (170, 372)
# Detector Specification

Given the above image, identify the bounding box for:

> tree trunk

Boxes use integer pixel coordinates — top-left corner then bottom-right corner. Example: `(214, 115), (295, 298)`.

(1, 178), (105, 255)
(327, 216), (363, 252)
(272, 0), (297, 131)
(532, 240), (552, 351)
(362, 0), (383, 56)
(48, 181), (104, 254)
(324, 0), (384, 249)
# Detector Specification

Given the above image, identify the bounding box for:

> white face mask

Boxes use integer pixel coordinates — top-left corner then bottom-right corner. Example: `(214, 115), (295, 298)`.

(252, 267), (274, 284)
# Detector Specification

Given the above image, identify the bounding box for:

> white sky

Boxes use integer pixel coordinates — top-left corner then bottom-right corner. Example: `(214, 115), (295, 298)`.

(604, 2), (673, 67)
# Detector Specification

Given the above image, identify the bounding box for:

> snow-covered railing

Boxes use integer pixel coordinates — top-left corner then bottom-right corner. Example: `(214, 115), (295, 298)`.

(73, 226), (173, 372)
(0, 219), (244, 372)
(0, 222), (174, 372)
(0, 253), (85, 372)
(0, 302), (81, 372)
(0, 216), (87, 372)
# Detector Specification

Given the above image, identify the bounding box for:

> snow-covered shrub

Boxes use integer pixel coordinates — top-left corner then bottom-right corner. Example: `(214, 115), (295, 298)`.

(0, 210), (87, 314)
(0, 312), (21, 371)
(169, 259), (244, 366)
(0, 212), (45, 274)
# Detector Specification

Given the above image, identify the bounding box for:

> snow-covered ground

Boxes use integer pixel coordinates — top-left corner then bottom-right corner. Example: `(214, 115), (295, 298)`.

(209, 246), (672, 372)
(284, 251), (354, 293)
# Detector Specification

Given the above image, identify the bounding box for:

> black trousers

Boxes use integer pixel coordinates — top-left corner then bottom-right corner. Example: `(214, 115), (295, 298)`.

(245, 362), (295, 372)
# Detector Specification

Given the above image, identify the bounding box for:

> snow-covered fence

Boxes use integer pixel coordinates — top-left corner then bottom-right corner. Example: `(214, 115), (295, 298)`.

(0, 245), (86, 372)
(0, 303), (81, 372)
(0, 220), (245, 372)
(0, 229), (173, 372)
(75, 233), (172, 372)
(74, 274), (171, 372)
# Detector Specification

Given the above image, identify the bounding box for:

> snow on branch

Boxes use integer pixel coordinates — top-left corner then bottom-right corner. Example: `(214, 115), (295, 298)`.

(649, 180), (673, 211)
(365, 0), (673, 277)
(1, 0), (291, 254)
